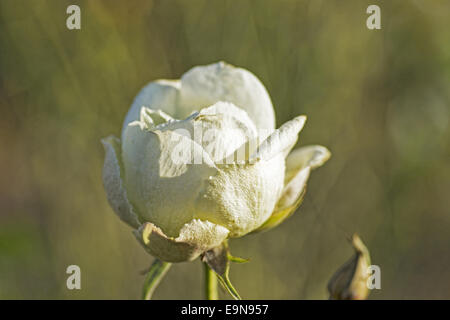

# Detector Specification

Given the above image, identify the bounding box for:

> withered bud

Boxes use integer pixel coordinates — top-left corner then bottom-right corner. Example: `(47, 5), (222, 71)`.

(328, 234), (371, 300)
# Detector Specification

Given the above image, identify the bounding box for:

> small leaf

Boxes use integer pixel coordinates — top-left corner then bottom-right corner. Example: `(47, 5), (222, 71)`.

(141, 259), (172, 300)
(201, 242), (242, 300)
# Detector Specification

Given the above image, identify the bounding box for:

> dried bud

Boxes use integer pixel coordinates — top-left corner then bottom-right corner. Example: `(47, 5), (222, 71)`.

(328, 234), (371, 300)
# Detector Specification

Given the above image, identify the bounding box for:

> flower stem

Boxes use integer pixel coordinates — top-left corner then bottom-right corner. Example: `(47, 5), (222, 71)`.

(142, 259), (171, 300)
(203, 262), (218, 300)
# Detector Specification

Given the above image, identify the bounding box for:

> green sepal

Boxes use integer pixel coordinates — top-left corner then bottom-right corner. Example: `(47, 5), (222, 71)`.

(201, 241), (242, 300)
(228, 254), (249, 264)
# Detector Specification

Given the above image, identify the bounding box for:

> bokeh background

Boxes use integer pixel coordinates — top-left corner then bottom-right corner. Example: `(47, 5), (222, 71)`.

(1, 0), (449, 299)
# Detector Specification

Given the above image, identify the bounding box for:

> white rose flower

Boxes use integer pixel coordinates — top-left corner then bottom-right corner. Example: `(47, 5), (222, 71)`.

(102, 62), (330, 262)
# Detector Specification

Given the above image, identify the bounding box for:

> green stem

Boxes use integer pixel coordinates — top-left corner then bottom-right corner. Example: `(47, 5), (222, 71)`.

(203, 262), (218, 300)
(142, 259), (171, 300)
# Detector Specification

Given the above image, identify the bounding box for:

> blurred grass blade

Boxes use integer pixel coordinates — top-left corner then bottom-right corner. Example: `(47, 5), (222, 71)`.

(142, 259), (171, 300)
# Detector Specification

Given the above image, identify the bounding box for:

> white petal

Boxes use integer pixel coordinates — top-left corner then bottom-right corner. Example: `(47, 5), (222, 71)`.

(251, 116), (306, 162)
(101, 136), (141, 228)
(122, 80), (180, 140)
(134, 220), (229, 262)
(160, 102), (258, 163)
(139, 107), (174, 129)
(276, 167), (310, 210)
(270, 145), (330, 217)
(122, 122), (217, 237)
(196, 154), (285, 237)
(176, 219), (229, 247)
(285, 145), (331, 183)
(179, 62), (275, 131)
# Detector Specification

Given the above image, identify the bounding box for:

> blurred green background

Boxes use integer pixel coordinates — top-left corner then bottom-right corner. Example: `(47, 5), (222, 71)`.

(1, 0), (449, 299)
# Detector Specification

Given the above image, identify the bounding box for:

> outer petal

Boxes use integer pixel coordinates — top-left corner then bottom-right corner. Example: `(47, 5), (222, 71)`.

(134, 219), (229, 262)
(254, 145), (330, 233)
(275, 145), (330, 213)
(101, 136), (141, 229)
(122, 80), (180, 140)
(251, 115), (306, 163)
(122, 121), (217, 237)
(285, 145), (331, 182)
(179, 62), (275, 132)
(196, 154), (285, 237)
(276, 167), (311, 210)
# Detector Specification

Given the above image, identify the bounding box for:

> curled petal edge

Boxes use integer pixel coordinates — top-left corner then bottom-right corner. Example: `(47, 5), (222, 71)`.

(285, 145), (331, 182)
(133, 220), (229, 263)
(251, 115), (306, 162)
